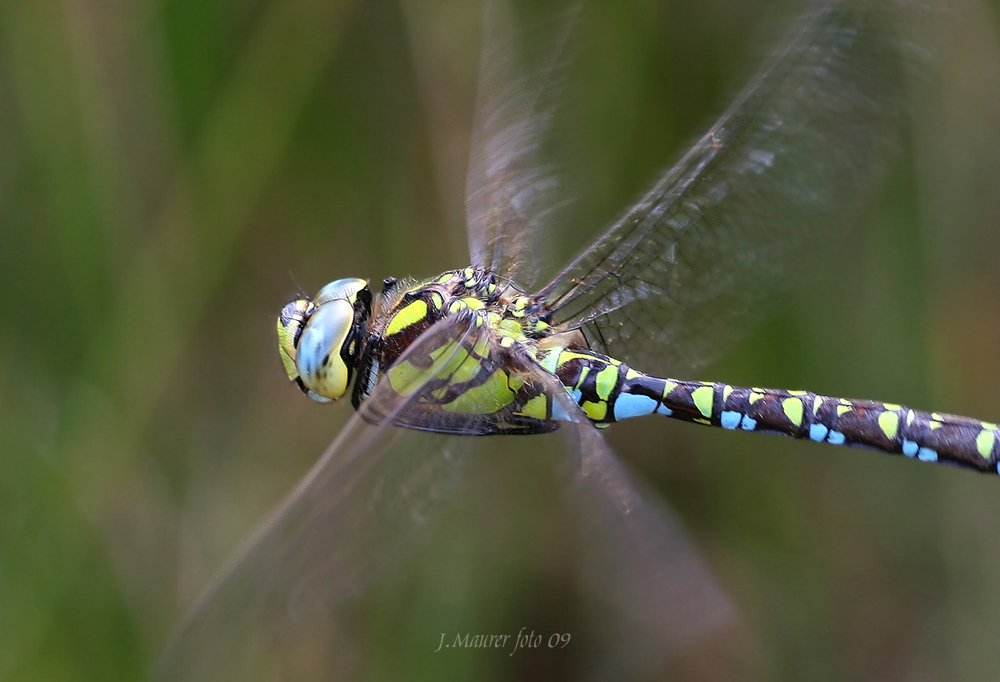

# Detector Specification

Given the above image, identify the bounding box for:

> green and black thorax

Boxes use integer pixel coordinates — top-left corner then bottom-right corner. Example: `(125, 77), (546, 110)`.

(279, 266), (587, 435)
(350, 267), (558, 408)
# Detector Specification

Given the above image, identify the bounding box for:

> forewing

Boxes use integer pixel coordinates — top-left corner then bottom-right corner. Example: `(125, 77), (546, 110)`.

(155, 315), (496, 681)
(537, 0), (926, 376)
(465, 1), (573, 287)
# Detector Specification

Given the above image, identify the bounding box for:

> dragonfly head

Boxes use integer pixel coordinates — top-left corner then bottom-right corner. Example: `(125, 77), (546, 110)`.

(277, 278), (372, 403)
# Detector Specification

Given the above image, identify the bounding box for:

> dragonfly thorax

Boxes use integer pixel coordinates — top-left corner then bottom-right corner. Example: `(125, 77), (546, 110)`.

(277, 277), (372, 402)
(277, 266), (566, 420)
(348, 267), (555, 404)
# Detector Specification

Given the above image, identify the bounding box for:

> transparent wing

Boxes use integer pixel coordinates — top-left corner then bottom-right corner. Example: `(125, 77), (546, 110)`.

(465, 1), (574, 287)
(155, 315), (494, 681)
(572, 425), (739, 677)
(157, 313), (737, 679)
(536, 0), (924, 376)
(543, 372), (738, 678)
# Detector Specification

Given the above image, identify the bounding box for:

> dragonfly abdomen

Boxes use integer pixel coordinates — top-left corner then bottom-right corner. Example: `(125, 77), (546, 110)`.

(547, 347), (1000, 474)
(623, 375), (1000, 474)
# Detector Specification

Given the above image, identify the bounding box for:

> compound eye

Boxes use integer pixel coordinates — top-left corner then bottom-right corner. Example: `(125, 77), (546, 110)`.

(277, 298), (317, 381)
(315, 277), (369, 306)
(295, 298), (355, 401)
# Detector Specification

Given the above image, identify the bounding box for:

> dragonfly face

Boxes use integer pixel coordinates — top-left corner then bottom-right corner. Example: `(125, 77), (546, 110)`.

(277, 277), (371, 402)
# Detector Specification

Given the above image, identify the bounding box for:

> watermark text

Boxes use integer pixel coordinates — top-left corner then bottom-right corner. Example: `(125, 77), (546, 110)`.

(434, 628), (571, 655)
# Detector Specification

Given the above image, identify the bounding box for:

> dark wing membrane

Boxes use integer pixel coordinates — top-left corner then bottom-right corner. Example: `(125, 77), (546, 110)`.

(536, 0), (923, 376)
(465, 1), (573, 287)
(155, 315), (494, 681)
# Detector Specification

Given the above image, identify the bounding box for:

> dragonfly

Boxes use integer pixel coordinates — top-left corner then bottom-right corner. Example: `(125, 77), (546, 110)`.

(278, 0), (996, 471)
(159, 0), (988, 679)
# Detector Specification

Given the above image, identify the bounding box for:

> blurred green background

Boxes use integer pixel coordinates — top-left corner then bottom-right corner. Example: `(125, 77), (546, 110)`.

(2, 0), (1000, 680)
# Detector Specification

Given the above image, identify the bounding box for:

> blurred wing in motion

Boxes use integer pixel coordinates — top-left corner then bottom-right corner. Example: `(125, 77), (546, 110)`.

(541, 365), (739, 678)
(465, 1), (576, 287)
(156, 315), (492, 681)
(572, 425), (738, 677)
(157, 312), (736, 680)
(537, 0), (925, 376)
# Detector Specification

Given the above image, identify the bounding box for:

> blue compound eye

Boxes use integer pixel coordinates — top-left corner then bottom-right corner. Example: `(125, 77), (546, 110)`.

(276, 278), (370, 403)
(276, 298), (316, 383)
(315, 278), (369, 306)
(295, 298), (356, 401)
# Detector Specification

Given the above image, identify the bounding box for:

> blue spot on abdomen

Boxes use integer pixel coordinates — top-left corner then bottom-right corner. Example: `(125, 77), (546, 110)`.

(613, 393), (658, 421)
(720, 411), (741, 430)
(809, 423), (829, 443)
(918, 447), (938, 462)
